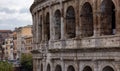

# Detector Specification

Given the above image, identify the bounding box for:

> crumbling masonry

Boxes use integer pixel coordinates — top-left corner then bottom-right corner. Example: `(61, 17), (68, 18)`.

(30, 0), (120, 71)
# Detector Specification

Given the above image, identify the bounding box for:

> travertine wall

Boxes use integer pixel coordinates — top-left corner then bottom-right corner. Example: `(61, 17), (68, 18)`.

(30, 0), (120, 71)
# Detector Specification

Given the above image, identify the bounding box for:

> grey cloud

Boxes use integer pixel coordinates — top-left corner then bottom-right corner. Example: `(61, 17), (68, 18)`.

(0, 18), (31, 30)
(19, 8), (30, 13)
(0, 7), (16, 14)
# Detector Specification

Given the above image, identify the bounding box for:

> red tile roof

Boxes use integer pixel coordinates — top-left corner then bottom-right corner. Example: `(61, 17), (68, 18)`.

(0, 30), (12, 33)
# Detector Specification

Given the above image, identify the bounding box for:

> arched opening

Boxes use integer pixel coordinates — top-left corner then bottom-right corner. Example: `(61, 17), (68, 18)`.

(45, 12), (50, 40)
(39, 15), (42, 41)
(67, 65), (75, 71)
(103, 66), (114, 71)
(41, 64), (43, 71)
(83, 66), (92, 71)
(80, 2), (94, 37)
(47, 64), (51, 71)
(54, 10), (61, 40)
(55, 65), (62, 71)
(100, 0), (116, 35)
(66, 6), (76, 38)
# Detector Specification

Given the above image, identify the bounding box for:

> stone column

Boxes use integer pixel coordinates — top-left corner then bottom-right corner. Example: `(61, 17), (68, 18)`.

(94, 0), (102, 47)
(49, 6), (54, 41)
(36, 11), (39, 43)
(34, 59), (37, 71)
(34, 13), (38, 49)
(61, 60), (65, 71)
(35, 12), (40, 50)
(93, 0), (101, 37)
(116, 7), (120, 34)
(32, 14), (36, 49)
(75, 0), (80, 38)
(42, 9), (45, 41)
(33, 59), (35, 71)
(51, 62), (54, 71)
(60, 1), (66, 40)
(35, 12), (37, 41)
(94, 61), (99, 71)
(79, 5), (83, 37)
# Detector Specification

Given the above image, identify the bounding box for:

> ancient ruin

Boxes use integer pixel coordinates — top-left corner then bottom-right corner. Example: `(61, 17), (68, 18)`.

(30, 0), (120, 71)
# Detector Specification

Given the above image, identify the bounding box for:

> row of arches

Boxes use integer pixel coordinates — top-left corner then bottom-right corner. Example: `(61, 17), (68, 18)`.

(45, 64), (114, 71)
(38, 0), (116, 41)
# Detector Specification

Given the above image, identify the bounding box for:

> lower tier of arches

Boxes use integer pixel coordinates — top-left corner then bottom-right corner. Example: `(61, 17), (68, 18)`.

(33, 59), (119, 71)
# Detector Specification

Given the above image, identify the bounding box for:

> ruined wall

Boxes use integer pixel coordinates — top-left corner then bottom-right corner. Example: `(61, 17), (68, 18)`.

(30, 0), (120, 71)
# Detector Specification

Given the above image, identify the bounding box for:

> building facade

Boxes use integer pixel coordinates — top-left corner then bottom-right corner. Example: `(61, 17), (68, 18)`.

(30, 0), (120, 71)
(0, 30), (12, 60)
(24, 36), (33, 54)
(0, 30), (12, 44)
(2, 34), (14, 60)
(16, 25), (32, 59)
(13, 31), (18, 60)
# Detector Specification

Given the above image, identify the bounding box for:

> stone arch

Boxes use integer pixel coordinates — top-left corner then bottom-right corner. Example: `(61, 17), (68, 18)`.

(47, 64), (51, 71)
(67, 65), (75, 71)
(80, 2), (94, 37)
(66, 6), (76, 38)
(45, 12), (50, 40)
(102, 66), (114, 71)
(100, 0), (116, 35)
(83, 66), (92, 71)
(54, 9), (61, 40)
(55, 65), (62, 71)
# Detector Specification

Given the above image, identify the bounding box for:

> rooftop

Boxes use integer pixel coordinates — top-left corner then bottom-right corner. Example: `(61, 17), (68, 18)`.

(0, 30), (12, 33)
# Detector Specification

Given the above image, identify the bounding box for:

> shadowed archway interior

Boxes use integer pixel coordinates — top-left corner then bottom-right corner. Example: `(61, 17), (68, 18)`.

(67, 65), (75, 71)
(54, 10), (61, 40)
(45, 12), (50, 40)
(55, 65), (62, 71)
(100, 0), (116, 35)
(66, 6), (76, 38)
(103, 66), (114, 71)
(83, 66), (92, 71)
(41, 64), (43, 71)
(80, 2), (94, 37)
(47, 64), (51, 71)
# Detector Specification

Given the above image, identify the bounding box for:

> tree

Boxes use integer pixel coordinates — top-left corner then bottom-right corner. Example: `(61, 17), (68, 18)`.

(20, 53), (33, 71)
(0, 61), (13, 71)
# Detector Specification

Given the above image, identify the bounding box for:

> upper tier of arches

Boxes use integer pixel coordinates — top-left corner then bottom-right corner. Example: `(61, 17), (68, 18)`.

(31, 0), (119, 42)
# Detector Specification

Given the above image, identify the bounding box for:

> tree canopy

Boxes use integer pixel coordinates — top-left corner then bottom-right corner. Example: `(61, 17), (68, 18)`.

(0, 61), (13, 71)
(21, 53), (33, 71)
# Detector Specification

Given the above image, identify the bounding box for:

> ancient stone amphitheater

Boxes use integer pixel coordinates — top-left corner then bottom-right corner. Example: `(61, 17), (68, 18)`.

(30, 0), (120, 71)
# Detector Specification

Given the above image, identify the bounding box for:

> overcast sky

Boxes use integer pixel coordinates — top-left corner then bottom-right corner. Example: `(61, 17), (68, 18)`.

(0, 0), (34, 30)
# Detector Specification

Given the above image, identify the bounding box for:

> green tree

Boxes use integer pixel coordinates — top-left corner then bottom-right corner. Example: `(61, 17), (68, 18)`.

(0, 61), (13, 71)
(20, 53), (33, 71)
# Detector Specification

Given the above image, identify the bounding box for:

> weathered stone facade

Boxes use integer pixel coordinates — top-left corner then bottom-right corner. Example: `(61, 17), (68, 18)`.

(30, 0), (120, 71)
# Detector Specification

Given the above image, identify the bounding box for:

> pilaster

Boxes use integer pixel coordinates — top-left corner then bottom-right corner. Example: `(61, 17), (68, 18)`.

(75, 0), (80, 38)
(93, 0), (100, 37)
(49, 6), (54, 41)
(60, 1), (66, 40)
(116, 7), (120, 34)
(42, 9), (45, 41)
(36, 11), (39, 43)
